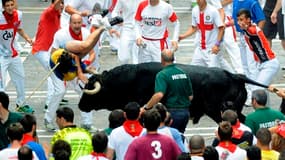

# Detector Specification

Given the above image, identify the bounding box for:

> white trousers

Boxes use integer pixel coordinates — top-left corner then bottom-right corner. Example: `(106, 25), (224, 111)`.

(66, 79), (93, 125)
(33, 51), (53, 105)
(221, 21), (244, 74)
(251, 58), (280, 91)
(118, 27), (138, 64)
(191, 47), (234, 73)
(138, 39), (164, 63)
(239, 33), (258, 79)
(0, 56), (25, 105)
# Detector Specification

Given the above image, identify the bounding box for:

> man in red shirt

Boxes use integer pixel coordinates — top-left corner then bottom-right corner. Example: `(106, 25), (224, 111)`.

(31, 0), (64, 116)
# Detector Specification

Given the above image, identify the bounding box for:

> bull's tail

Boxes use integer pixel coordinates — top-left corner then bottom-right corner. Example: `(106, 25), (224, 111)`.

(229, 73), (269, 88)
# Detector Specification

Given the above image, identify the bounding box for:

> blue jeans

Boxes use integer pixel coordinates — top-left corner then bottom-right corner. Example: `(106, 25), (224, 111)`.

(168, 108), (190, 133)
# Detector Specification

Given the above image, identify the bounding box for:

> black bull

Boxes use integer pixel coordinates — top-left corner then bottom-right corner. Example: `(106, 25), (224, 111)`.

(79, 62), (267, 124)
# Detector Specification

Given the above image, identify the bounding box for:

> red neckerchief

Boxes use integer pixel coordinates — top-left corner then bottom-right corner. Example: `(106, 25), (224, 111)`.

(21, 133), (35, 145)
(91, 152), (106, 160)
(231, 121), (244, 139)
(218, 141), (237, 153)
(123, 120), (143, 137)
(3, 10), (17, 25)
(69, 26), (82, 41)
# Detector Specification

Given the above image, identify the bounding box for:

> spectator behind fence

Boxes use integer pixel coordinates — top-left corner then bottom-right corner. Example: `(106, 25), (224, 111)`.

(215, 121), (247, 160)
(270, 123), (285, 152)
(0, 123), (39, 160)
(20, 114), (48, 159)
(154, 103), (187, 152)
(51, 107), (92, 160)
(18, 145), (33, 160)
(104, 109), (125, 135)
(203, 146), (219, 160)
(0, 91), (23, 150)
(256, 128), (280, 159)
(106, 102), (144, 160)
(124, 109), (181, 160)
(246, 146), (261, 160)
(78, 131), (108, 160)
(212, 109), (255, 149)
(51, 140), (71, 160)
(189, 135), (205, 159)
(245, 89), (285, 135)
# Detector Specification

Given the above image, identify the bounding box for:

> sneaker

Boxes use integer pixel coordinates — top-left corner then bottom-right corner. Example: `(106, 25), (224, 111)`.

(59, 99), (69, 105)
(44, 119), (56, 132)
(81, 124), (98, 133)
(16, 104), (35, 114)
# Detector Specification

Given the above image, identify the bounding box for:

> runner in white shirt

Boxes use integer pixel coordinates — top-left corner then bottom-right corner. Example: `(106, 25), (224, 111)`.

(134, 0), (180, 63)
(112, 0), (142, 64)
(0, 0), (33, 107)
(106, 102), (145, 160)
(179, 0), (232, 71)
(45, 13), (95, 131)
(215, 121), (247, 160)
(207, 0), (244, 74)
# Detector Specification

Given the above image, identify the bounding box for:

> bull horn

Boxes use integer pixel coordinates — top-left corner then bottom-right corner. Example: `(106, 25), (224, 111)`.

(83, 81), (101, 94)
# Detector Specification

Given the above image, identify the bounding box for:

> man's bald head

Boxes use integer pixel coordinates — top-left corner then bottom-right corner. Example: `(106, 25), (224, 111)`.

(161, 49), (174, 63)
(70, 13), (82, 23)
(189, 135), (205, 154)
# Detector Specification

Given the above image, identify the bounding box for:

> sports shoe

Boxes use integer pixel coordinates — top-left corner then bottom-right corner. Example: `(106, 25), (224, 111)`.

(81, 124), (98, 133)
(16, 104), (35, 114)
(59, 99), (69, 105)
(44, 119), (56, 132)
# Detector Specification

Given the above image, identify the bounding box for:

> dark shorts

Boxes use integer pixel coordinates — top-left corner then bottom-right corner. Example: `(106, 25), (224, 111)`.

(263, 10), (285, 40)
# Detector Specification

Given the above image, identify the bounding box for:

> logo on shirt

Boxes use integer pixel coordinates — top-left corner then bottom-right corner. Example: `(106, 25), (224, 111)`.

(2, 30), (13, 40)
(206, 15), (210, 20)
(143, 17), (162, 26)
(171, 74), (187, 80)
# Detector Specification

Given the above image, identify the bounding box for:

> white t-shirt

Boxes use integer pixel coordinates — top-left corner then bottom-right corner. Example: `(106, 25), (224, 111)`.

(0, 148), (39, 160)
(108, 126), (145, 160)
(192, 4), (223, 49)
(135, 0), (177, 39)
(0, 10), (23, 57)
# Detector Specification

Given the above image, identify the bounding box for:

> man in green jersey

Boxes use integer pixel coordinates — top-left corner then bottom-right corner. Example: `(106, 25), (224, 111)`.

(0, 91), (23, 150)
(245, 89), (285, 135)
(143, 49), (193, 133)
(51, 107), (92, 160)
